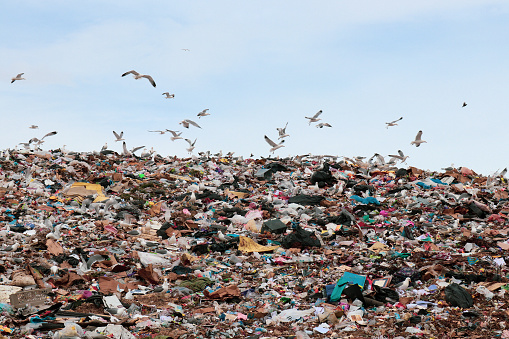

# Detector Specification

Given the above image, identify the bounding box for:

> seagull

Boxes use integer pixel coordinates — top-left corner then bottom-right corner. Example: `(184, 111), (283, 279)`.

(277, 122), (289, 139)
(264, 135), (285, 153)
(305, 110), (323, 125)
(185, 138), (197, 153)
(101, 143), (108, 151)
(167, 130), (183, 141)
(121, 70), (156, 87)
(148, 130), (167, 134)
(316, 122), (332, 128)
(162, 92), (175, 99)
(410, 130), (427, 147)
(181, 49), (190, 51)
(388, 150), (409, 163)
(462, 102), (467, 107)
(42, 131), (57, 140)
(113, 131), (124, 142)
(11, 73), (25, 83)
(29, 125), (38, 129)
(386, 117), (403, 129)
(180, 119), (202, 129)
(197, 109), (210, 118)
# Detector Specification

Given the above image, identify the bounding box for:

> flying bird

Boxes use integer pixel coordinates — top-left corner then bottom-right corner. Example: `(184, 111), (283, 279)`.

(113, 131), (124, 142)
(385, 117), (403, 129)
(462, 102), (467, 107)
(264, 135), (285, 153)
(131, 145), (145, 154)
(11, 73), (25, 83)
(29, 125), (38, 129)
(277, 122), (289, 139)
(410, 130), (427, 147)
(197, 109), (210, 118)
(388, 150), (409, 163)
(121, 70), (156, 87)
(305, 110), (323, 125)
(185, 138), (197, 153)
(180, 119), (202, 129)
(181, 49), (190, 51)
(162, 92), (175, 99)
(148, 130), (168, 134)
(316, 122), (332, 128)
(167, 130), (183, 141)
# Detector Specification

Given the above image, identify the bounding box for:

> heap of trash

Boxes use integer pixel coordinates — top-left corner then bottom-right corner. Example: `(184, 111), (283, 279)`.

(0, 148), (509, 338)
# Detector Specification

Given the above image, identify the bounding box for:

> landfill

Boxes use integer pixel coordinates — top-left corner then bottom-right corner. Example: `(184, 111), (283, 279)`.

(0, 149), (509, 338)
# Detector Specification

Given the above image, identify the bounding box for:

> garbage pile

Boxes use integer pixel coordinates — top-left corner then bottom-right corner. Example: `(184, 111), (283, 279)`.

(0, 149), (509, 338)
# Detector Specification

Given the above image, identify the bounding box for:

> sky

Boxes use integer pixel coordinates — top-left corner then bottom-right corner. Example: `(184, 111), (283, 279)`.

(1, 0), (509, 175)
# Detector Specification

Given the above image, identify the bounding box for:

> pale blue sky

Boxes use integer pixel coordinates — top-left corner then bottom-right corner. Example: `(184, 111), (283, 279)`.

(2, 1), (508, 174)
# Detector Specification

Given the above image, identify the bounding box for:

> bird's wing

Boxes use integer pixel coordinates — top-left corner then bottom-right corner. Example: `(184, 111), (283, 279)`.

(113, 131), (122, 139)
(415, 131), (423, 141)
(16, 73), (24, 77)
(186, 120), (202, 128)
(162, 92), (168, 95)
(42, 131), (57, 139)
(390, 117), (403, 124)
(123, 142), (129, 154)
(185, 138), (193, 146)
(142, 75), (156, 87)
(264, 135), (277, 147)
(313, 110), (323, 119)
(122, 70), (138, 77)
(148, 130), (162, 133)
(131, 146), (144, 153)
(398, 150), (404, 157)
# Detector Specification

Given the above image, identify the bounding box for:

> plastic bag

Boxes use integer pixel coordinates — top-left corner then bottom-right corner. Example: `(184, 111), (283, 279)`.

(53, 322), (84, 339)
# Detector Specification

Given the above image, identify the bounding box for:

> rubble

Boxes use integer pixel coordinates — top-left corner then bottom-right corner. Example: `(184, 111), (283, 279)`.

(0, 149), (509, 338)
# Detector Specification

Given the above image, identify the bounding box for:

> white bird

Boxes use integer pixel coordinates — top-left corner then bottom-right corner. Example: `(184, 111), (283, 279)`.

(180, 119), (202, 129)
(113, 131), (124, 142)
(101, 143), (108, 151)
(167, 130), (183, 141)
(11, 73), (25, 83)
(161, 278), (169, 293)
(385, 117), (403, 129)
(197, 109), (210, 118)
(277, 122), (289, 139)
(305, 110), (323, 125)
(185, 138), (197, 153)
(29, 125), (38, 129)
(50, 266), (59, 275)
(388, 150), (409, 163)
(46, 224), (62, 240)
(162, 92), (175, 99)
(122, 142), (130, 156)
(181, 49), (190, 52)
(264, 135), (285, 153)
(189, 191), (197, 203)
(398, 277), (411, 290)
(121, 70), (156, 87)
(316, 122), (332, 128)
(410, 130), (427, 147)
(148, 130), (167, 134)
(217, 231), (231, 242)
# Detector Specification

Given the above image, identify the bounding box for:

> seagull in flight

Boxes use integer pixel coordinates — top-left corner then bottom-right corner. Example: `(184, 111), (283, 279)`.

(185, 138), (197, 153)
(385, 117), (403, 129)
(181, 49), (190, 52)
(162, 92), (174, 99)
(277, 122), (289, 139)
(113, 131), (124, 142)
(388, 150), (409, 163)
(411, 130), (427, 147)
(121, 70), (156, 87)
(167, 130), (183, 141)
(197, 109), (210, 118)
(305, 110), (323, 125)
(148, 130), (167, 134)
(462, 102), (467, 107)
(131, 145), (144, 154)
(29, 125), (38, 129)
(180, 119), (202, 129)
(316, 122), (332, 128)
(264, 135), (285, 153)
(11, 73), (25, 83)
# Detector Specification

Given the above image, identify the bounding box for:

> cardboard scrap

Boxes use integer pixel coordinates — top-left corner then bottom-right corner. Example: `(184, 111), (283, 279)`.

(46, 239), (64, 256)
(9, 288), (51, 309)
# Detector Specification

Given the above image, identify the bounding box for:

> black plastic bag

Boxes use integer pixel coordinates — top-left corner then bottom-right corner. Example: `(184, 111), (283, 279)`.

(445, 283), (473, 308)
